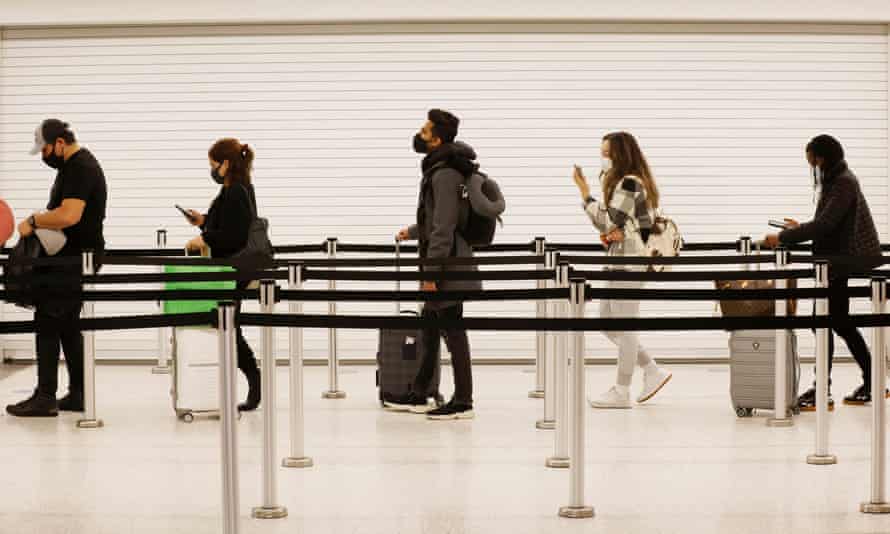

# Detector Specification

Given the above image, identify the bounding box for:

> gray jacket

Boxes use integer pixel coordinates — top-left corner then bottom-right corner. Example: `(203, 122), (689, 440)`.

(407, 143), (482, 309)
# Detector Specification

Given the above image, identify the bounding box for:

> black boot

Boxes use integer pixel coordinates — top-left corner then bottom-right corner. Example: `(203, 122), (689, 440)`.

(6, 390), (58, 417)
(58, 390), (84, 412)
(238, 367), (261, 412)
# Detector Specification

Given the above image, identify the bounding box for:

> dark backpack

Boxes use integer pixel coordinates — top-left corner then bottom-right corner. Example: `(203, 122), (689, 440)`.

(3, 235), (41, 309)
(458, 171), (506, 246)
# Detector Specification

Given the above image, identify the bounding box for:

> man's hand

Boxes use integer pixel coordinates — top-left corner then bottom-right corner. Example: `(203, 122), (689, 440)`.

(396, 227), (411, 242)
(572, 166), (590, 200)
(763, 234), (780, 249)
(599, 233), (610, 247)
(421, 281), (437, 292)
(783, 218), (800, 230)
(17, 218), (34, 238)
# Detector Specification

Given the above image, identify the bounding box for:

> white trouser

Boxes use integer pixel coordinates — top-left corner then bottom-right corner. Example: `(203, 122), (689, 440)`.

(599, 279), (655, 387)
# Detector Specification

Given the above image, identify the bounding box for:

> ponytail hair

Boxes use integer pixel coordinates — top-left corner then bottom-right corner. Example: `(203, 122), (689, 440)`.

(208, 137), (254, 186)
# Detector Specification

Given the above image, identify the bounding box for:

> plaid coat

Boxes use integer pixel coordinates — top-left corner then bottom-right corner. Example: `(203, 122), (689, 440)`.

(583, 174), (654, 261)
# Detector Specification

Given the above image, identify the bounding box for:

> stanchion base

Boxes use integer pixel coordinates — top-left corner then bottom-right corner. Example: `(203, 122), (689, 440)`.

(860, 502), (890, 514)
(529, 390), (545, 399)
(536, 419), (556, 430)
(766, 417), (794, 428)
(546, 457), (570, 469)
(558, 506), (594, 519)
(252, 506), (288, 519)
(76, 419), (104, 429)
(322, 390), (347, 399)
(151, 366), (170, 375)
(806, 454), (838, 465)
(282, 456), (314, 468)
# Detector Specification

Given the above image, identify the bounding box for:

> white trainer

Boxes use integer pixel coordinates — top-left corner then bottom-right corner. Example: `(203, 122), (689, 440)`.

(637, 368), (672, 404)
(588, 386), (632, 409)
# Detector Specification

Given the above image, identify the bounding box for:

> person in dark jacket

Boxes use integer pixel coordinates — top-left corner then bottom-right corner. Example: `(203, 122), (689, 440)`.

(765, 134), (885, 409)
(387, 109), (479, 420)
(183, 138), (261, 412)
(6, 119), (107, 418)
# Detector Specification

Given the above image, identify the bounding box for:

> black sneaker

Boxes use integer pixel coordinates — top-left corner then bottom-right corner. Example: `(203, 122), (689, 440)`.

(383, 392), (431, 413)
(6, 392), (59, 417)
(844, 384), (872, 405)
(426, 401), (474, 420)
(58, 391), (84, 412)
(796, 387), (834, 412)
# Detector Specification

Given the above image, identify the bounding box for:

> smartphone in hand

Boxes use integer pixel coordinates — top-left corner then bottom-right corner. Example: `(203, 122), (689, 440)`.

(768, 219), (789, 230)
(175, 204), (196, 222)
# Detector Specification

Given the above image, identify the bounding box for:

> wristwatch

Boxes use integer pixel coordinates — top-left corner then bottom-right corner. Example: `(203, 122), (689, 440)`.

(27, 215), (36, 228)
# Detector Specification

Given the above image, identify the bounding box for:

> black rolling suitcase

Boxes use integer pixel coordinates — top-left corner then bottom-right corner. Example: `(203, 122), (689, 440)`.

(375, 240), (442, 405)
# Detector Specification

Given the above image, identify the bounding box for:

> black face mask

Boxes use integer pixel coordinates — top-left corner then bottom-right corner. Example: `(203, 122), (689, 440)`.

(42, 146), (65, 169)
(412, 133), (430, 154)
(211, 166), (225, 185)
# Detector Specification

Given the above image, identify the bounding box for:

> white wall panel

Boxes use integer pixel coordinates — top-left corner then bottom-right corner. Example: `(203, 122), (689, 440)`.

(0, 24), (887, 364)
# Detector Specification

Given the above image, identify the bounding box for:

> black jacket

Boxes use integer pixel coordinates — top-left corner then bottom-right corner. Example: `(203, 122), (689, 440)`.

(780, 160), (881, 274)
(201, 183), (256, 259)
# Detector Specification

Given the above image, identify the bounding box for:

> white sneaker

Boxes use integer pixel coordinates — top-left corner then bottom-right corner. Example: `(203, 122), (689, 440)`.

(637, 368), (672, 404)
(588, 386), (632, 409)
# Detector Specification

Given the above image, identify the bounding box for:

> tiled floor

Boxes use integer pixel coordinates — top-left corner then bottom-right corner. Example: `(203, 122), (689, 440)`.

(1, 362), (888, 534)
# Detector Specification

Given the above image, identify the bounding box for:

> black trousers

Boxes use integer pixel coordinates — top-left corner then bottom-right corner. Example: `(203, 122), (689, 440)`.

(234, 281), (260, 381)
(413, 303), (473, 405)
(814, 276), (872, 389)
(35, 304), (83, 398)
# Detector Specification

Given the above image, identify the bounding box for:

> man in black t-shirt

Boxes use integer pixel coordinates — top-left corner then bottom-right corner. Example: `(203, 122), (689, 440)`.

(6, 119), (107, 417)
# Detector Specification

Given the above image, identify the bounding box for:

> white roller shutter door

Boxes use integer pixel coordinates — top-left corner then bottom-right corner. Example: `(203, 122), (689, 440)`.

(1, 24), (887, 362)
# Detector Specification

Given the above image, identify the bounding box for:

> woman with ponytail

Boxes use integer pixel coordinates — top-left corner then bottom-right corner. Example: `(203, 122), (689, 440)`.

(185, 138), (261, 411)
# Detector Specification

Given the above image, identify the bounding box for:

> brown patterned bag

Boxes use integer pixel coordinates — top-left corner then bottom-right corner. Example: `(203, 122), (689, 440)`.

(714, 278), (798, 317)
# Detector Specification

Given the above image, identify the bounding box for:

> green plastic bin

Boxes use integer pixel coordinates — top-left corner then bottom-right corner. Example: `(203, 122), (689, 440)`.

(163, 265), (235, 315)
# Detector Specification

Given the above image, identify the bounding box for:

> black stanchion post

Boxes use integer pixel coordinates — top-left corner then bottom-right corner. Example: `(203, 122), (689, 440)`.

(861, 277), (890, 514)
(531, 236), (547, 399)
(323, 237), (346, 399)
(559, 278), (594, 519)
(217, 302), (241, 534)
(537, 249), (557, 430)
(767, 247), (793, 428)
(152, 228), (171, 375)
(253, 280), (288, 519)
(283, 263), (313, 469)
(808, 261), (837, 465)
(76, 250), (103, 429)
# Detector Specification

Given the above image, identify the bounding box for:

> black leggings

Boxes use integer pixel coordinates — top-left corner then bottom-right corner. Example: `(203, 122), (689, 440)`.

(814, 276), (872, 389)
(234, 280), (260, 380)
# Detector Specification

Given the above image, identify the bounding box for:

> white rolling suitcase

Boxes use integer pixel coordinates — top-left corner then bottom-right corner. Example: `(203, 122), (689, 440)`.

(171, 327), (220, 422)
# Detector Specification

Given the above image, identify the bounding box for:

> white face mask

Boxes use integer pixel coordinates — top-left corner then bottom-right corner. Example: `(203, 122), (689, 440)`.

(812, 165), (823, 203)
(600, 157), (612, 174)
(812, 165), (823, 184)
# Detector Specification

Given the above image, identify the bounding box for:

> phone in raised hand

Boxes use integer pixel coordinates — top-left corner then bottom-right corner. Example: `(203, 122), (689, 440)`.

(768, 219), (789, 230)
(175, 204), (197, 223)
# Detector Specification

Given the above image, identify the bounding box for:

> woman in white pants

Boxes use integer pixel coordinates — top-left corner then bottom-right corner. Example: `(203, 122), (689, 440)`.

(572, 131), (672, 409)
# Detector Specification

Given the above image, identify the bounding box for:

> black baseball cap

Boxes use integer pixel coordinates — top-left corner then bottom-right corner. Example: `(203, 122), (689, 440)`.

(29, 119), (74, 155)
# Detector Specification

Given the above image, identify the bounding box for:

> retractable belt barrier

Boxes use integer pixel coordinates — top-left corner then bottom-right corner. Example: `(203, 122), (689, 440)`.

(0, 285), (853, 304)
(5, 239), (890, 258)
(2, 309), (890, 336)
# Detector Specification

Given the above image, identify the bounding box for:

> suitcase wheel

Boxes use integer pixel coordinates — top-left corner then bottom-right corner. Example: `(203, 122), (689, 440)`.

(735, 407), (754, 418)
(182, 412), (195, 423)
